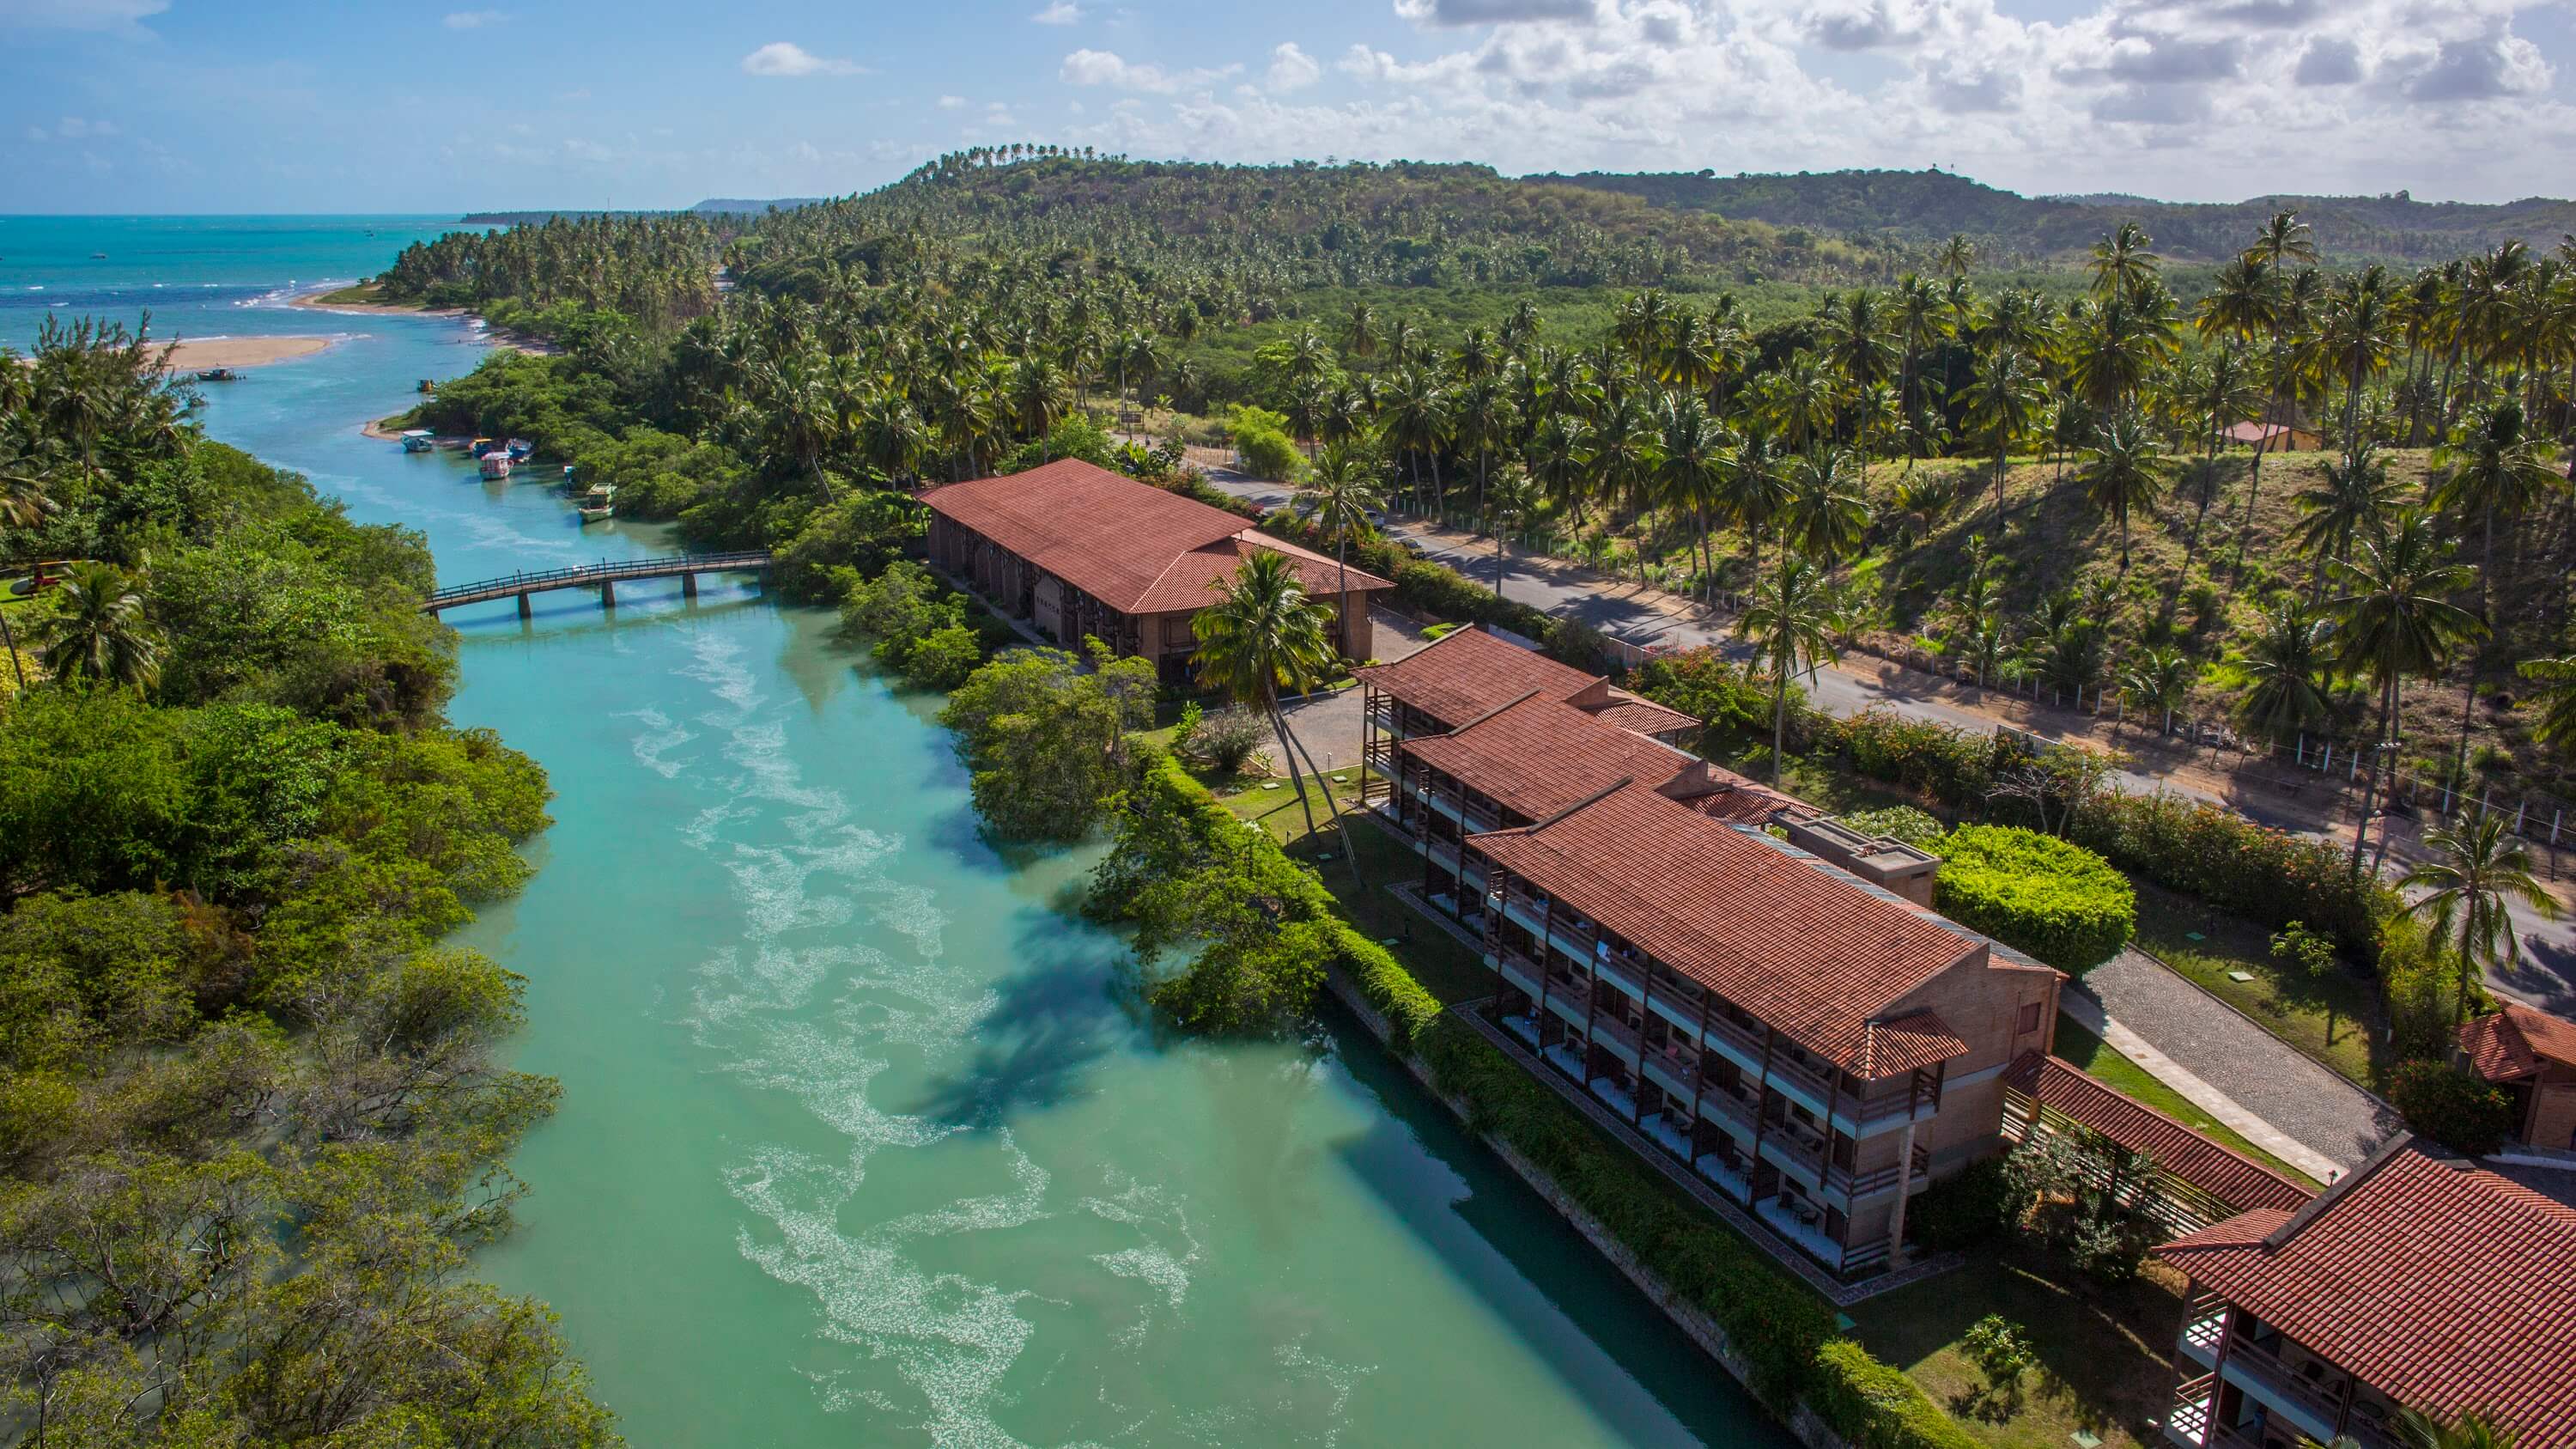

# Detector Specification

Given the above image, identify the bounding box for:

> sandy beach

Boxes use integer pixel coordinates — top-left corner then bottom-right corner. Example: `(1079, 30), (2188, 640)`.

(163, 336), (335, 370)
(289, 289), (456, 318)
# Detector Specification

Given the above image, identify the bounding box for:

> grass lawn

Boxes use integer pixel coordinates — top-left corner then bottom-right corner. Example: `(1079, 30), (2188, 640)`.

(2053, 1016), (2320, 1188)
(2130, 885), (2386, 1090)
(1846, 1250), (2190, 1449)
(310, 282), (392, 306)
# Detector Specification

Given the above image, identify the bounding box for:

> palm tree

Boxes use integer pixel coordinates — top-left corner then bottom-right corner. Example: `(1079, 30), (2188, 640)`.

(2082, 407), (2168, 571)
(39, 562), (162, 691)
(2330, 512), (2484, 872)
(1784, 448), (1869, 565)
(1340, 302), (1379, 363)
(1934, 234), (1977, 278)
(1719, 429), (1793, 580)
(1191, 551), (1358, 884)
(1378, 368), (1449, 512)
(2088, 222), (2160, 301)
(1485, 471), (1540, 600)
(1524, 410), (1595, 526)
(1291, 443), (1386, 626)
(2237, 600), (2333, 742)
(1962, 344), (2044, 532)
(2118, 646), (2193, 737)
(2401, 811), (2561, 1025)
(1655, 393), (1729, 600)
(2516, 654), (2576, 746)
(2433, 399), (2564, 614)
(0, 437), (58, 529)
(1006, 355), (1071, 458)
(2290, 446), (2407, 597)
(2390, 1407), (2518, 1449)
(1736, 553), (1838, 787)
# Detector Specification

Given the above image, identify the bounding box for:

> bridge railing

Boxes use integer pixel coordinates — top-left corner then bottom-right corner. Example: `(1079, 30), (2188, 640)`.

(426, 551), (772, 606)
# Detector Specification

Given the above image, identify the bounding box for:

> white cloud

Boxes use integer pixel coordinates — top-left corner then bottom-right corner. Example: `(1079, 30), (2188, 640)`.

(0, 0), (167, 34)
(938, 94), (967, 108)
(1394, 0), (1599, 26)
(442, 9), (504, 28)
(54, 115), (116, 137)
(740, 41), (865, 77)
(1265, 41), (1322, 93)
(1060, 47), (1242, 93)
(1032, 1), (1084, 22)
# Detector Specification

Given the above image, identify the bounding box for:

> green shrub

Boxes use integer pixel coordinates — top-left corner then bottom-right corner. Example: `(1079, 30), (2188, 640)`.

(1932, 825), (2136, 975)
(1842, 806), (1947, 849)
(1808, 1339), (1985, 1449)
(2388, 1061), (2514, 1156)
(1906, 1156), (2020, 1252)
(1234, 425), (1303, 481)
(902, 625), (985, 691)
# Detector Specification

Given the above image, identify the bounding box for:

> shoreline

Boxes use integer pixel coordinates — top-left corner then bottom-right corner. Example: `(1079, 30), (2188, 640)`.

(290, 285), (555, 357)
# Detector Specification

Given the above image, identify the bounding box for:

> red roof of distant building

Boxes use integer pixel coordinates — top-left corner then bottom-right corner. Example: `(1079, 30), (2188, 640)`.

(1469, 781), (1986, 1076)
(920, 460), (1390, 615)
(2004, 1052), (2315, 1215)
(2157, 1141), (2576, 1444)
(2222, 420), (2315, 446)
(2459, 1002), (2576, 1082)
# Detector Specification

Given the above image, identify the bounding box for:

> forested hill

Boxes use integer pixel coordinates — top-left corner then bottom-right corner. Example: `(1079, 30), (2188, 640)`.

(817, 152), (1888, 291)
(1532, 167), (2576, 265)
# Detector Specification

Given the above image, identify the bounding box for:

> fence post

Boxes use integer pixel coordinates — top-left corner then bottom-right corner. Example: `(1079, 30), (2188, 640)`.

(2515, 798), (2528, 835)
(2554, 808), (2563, 847)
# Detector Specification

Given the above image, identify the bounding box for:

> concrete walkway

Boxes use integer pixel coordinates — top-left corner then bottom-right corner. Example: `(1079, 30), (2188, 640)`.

(2070, 949), (2402, 1183)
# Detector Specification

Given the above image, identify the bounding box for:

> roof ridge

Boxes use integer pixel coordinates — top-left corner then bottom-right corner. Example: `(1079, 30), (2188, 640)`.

(2262, 1130), (2415, 1248)
(1445, 686), (1546, 737)
(1526, 774), (1635, 832)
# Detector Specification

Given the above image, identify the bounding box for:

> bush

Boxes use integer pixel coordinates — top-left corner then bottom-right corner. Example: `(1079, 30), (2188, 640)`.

(1178, 706), (1268, 775)
(1842, 806), (1947, 849)
(1234, 425), (1303, 481)
(902, 624), (984, 691)
(2389, 1061), (2514, 1156)
(1808, 1339), (1986, 1449)
(1931, 825), (2136, 975)
(1906, 1156), (2020, 1252)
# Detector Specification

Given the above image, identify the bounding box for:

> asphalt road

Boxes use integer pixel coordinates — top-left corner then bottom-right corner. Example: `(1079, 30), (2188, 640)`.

(1209, 466), (2576, 1011)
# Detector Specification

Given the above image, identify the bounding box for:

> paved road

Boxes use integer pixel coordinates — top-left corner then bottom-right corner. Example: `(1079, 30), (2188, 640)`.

(1206, 465), (2576, 1013)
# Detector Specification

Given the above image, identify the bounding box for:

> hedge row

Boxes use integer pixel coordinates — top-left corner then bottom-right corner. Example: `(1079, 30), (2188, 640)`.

(1931, 825), (2136, 977)
(1417, 1020), (1981, 1449)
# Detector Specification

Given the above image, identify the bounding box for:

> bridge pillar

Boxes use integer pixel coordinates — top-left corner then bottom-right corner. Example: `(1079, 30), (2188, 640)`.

(600, 578), (616, 609)
(517, 592), (532, 619)
(682, 572), (698, 600)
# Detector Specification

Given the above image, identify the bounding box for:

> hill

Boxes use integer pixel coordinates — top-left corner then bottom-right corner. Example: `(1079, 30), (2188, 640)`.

(1532, 167), (2576, 265)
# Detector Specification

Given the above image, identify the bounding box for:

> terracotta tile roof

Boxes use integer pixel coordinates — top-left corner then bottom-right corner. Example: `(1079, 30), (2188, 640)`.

(1852, 1012), (1971, 1077)
(1355, 625), (1602, 729)
(2459, 1002), (2576, 1082)
(1401, 695), (1703, 822)
(921, 460), (1388, 615)
(2004, 1052), (2315, 1215)
(1590, 693), (1701, 740)
(1673, 770), (1819, 825)
(2157, 1140), (2576, 1444)
(1469, 782), (1982, 1077)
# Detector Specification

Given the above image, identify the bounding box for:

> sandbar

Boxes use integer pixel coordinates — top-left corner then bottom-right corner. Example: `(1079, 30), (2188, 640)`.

(163, 336), (335, 371)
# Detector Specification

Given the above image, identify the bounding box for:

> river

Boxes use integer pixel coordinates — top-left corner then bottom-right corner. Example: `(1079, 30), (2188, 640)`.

(5, 218), (1788, 1449)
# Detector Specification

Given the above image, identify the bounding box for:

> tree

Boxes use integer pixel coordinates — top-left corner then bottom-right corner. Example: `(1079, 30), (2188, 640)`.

(2119, 646), (2193, 737)
(2087, 221), (2160, 301)
(2291, 445), (2407, 599)
(2237, 600), (2333, 742)
(2330, 512), (2483, 872)
(939, 643), (1157, 842)
(2400, 811), (2561, 1026)
(1485, 470), (1540, 601)
(39, 563), (163, 691)
(2081, 407), (2167, 572)
(1735, 552), (1838, 787)
(1191, 552), (1361, 886)
(1291, 442), (1387, 628)
(1962, 344), (2044, 532)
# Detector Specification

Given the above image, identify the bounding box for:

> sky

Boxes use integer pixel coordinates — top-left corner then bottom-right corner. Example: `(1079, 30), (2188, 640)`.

(4, 0), (2575, 213)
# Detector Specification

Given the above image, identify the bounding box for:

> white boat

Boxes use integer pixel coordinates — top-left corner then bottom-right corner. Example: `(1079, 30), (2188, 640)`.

(577, 483), (615, 522)
(478, 451), (513, 479)
(400, 429), (435, 454)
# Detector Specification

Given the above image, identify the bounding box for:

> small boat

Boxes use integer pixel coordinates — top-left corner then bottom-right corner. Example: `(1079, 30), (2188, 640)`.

(478, 451), (513, 479)
(506, 438), (536, 462)
(417, 379), (436, 394)
(577, 484), (615, 522)
(90, 252), (106, 260)
(194, 367), (239, 382)
(400, 429), (435, 454)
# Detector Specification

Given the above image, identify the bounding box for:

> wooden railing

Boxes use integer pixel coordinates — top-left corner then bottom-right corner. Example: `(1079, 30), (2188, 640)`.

(423, 551), (771, 612)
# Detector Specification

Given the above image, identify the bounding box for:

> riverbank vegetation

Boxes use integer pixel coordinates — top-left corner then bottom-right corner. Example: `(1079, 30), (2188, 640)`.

(0, 320), (615, 1440)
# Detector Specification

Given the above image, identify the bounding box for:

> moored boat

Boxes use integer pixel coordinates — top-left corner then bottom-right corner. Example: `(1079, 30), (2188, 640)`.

(400, 429), (435, 454)
(194, 367), (239, 382)
(416, 379), (436, 394)
(577, 483), (615, 522)
(507, 438), (536, 462)
(478, 451), (513, 479)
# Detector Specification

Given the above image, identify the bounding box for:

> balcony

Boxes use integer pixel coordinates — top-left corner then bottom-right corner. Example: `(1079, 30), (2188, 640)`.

(1638, 1111), (1692, 1163)
(2221, 1333), (2386, 1448)
(2165, 1373), (2349, 1449)
(1753, 1193), (1846, 1267)
(1828, 1142), (1930, 1199)
(1698, 1079), (1760, 1134)
(1590, 1013), (1643, 1064)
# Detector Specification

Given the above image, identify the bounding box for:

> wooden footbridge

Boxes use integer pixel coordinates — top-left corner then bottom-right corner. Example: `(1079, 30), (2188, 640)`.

(422, 551), (773, 617)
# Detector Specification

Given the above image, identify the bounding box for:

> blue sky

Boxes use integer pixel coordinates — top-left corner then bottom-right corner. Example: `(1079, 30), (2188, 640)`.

(5, 0), (2574, 213)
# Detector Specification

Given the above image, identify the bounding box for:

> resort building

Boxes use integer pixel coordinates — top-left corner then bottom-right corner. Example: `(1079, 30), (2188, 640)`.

(2000, 1052), (2313, 1235)
(2458, 1001), (2576, 1153)
(1357, 626), (2063, 1279)
(2154, 1136), (2576, 1449)
(920, 459), (1394, 679)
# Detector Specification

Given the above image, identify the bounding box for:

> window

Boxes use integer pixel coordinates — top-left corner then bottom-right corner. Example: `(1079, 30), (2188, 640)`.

(2017, 1001), (2043, 1036)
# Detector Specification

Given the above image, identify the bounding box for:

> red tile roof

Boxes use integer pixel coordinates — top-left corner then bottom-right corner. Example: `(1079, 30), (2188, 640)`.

(2004, 1052), (2315, 1215)
(1401, 694), (1704, 822)
(2459, 1002), (2576, 1082)
(1469, 782), (1984, 1077)
(1356, 624), (1603, 728)
(1590, 693), (1702, 740)
(2157, 1141), (2576, 1444)
(922, 460), (1388, 615)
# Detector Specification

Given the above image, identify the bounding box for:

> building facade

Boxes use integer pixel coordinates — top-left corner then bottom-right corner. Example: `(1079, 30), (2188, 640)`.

(920, 459), (1392, 679)
(2458, 1002), (2576, 1153)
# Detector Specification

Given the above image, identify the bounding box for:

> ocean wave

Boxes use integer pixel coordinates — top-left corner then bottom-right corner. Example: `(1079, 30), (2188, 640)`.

(621, 705), (696, 778)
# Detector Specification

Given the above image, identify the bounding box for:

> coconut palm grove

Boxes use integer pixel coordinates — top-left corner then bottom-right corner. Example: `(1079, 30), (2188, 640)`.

(8, 138), (2576, 1448)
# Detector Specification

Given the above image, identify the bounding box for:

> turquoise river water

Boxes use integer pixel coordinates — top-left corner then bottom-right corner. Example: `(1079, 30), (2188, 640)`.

(4, 218), (1788, 1448)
